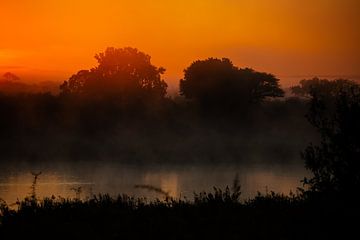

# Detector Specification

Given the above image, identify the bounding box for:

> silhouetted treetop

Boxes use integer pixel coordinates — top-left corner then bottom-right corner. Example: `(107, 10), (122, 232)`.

(60, 47), (167, 100)
(179, 58), (284, 108)
(291, 77), (358, 99)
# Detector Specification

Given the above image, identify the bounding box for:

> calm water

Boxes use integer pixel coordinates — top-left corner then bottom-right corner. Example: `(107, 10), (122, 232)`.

(0, 162), (308, 205)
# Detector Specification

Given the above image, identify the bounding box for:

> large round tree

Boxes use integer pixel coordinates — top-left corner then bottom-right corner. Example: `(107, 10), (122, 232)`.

(179, 58), (284, 107)
(60, 47), (168, 100)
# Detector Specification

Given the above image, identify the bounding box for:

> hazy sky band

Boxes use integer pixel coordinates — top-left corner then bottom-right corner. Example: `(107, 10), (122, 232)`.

(0, 0), (359, 88)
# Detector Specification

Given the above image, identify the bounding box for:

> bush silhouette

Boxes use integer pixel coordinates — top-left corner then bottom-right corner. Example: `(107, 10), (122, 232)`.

(302, 81), (360, 196)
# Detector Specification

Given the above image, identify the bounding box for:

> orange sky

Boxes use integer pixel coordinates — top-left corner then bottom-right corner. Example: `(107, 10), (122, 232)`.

(0, 0), (359, 92)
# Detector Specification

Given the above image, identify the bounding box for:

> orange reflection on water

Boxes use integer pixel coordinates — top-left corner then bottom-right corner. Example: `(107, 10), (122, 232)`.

(0, 164), (308, 205)
(143, 172), (179, 198)
(0, 172), (94, 205)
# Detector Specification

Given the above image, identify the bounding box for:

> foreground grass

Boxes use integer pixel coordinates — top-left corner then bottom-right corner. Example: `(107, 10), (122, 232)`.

(0, 188), (359, 240)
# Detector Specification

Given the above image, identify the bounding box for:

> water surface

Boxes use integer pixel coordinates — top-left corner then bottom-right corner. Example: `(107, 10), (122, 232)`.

(0, 162), (308, 205)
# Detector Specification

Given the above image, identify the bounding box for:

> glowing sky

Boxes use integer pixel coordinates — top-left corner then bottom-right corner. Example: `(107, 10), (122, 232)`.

(0, 0), (359, 90)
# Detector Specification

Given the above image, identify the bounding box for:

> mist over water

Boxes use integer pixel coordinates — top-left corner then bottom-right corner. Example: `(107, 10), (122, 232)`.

(0, 160), (308, 205)
(0, 96), (315, 205)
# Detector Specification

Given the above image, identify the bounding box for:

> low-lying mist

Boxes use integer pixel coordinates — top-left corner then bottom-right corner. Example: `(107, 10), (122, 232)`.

(0, 94), (316, 166)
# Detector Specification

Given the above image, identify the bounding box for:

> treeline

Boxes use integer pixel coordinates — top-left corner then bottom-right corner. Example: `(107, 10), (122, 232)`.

(0, 72), (59, 95)
(0, 47), (358, 164)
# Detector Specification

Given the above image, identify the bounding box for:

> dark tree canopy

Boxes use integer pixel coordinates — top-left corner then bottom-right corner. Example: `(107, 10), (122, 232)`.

(179, 58), (284, 108)
(291, 77), (358, 99)
(60, 47), (168, 100)
(302, 82), (360, 195)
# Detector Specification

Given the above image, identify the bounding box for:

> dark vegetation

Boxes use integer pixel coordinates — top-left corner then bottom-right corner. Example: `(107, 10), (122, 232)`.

(302, 81), (360, 196)
(0, 182), (358, 239)
(0, 47), (314, 165)
(180, 58), (284, 110)
(1, 47), (360, 239)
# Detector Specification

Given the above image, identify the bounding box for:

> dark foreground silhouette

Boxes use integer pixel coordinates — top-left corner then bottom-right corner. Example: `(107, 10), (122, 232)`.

(0, 189), (359, 240)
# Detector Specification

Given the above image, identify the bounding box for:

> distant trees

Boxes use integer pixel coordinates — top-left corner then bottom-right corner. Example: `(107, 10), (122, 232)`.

(60, 47), (168, 101)
(302, 81), (360, 195)
(0, 73), (59, 95)
(291, 77), (358, 99)
(2, 72), (20, 82)
(179, 58), (284, 108)
(60, 51), (287, 111)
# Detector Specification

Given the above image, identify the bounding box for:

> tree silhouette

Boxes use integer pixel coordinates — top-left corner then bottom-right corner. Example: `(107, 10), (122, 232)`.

(60, 47), (168, 100)
(179, 58), (284, 109)
(291, 77), (358, 99)
(2, 72), (20, 82)
(302, 83), (360, 195)
(60, 70), (91, 95)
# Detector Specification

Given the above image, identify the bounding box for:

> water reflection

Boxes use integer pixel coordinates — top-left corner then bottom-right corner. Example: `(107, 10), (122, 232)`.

(0, 162), (308, 205)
